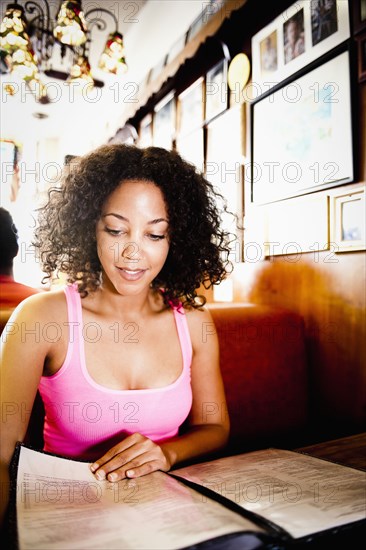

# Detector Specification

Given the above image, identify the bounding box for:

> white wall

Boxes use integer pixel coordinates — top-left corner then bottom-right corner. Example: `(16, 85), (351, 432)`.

(124, 0), (204, 86)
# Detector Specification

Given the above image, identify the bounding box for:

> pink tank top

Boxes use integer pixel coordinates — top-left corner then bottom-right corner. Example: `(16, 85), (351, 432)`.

(38, 285), (193, 461)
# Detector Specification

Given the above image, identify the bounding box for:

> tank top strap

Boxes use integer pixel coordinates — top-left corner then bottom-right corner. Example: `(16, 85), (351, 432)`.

(171, 304), (193, 371)
(62, 283), (83, 370)
(63, 283), (82, 324)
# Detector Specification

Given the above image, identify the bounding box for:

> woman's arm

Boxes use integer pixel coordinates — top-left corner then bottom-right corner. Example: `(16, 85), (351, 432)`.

(0, 294), (52, 526)
(90, 307), (230, 481)
(161, 305), (230, 465)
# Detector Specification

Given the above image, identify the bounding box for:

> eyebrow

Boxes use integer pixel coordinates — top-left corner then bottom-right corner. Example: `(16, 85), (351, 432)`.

(103, 213), (169, 225)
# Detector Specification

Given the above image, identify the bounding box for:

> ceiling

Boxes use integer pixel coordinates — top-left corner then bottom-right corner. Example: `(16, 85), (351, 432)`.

(0, 0), (147, 145)
(0, 0), (204, 150)
(44, 0), (148, 74)
(0, 0), (207, 154)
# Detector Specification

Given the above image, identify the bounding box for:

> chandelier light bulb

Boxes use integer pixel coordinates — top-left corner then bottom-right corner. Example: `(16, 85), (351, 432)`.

(67, 55), (94, 90)
(53, 0), (87, 47)
(0, 1), (128, 101)
(0, 6), (31, 53)
(99, 31), (127, 75)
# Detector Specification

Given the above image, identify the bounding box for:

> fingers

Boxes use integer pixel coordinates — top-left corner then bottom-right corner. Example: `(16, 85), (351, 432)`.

(95, 449), (149, 482)
(103, 453), (159, 482)
(90, 433), (170, 482)
(90, 434), (138, 472)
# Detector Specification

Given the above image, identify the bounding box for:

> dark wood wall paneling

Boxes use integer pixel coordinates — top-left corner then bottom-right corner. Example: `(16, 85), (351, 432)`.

(233, 80), (366, 440)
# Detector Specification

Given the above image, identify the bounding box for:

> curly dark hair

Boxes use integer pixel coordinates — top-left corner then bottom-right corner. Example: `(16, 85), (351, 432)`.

(34, 144), (234, 308)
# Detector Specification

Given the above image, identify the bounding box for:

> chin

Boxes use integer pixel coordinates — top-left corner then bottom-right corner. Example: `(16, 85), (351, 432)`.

(113, 278), (154, 297)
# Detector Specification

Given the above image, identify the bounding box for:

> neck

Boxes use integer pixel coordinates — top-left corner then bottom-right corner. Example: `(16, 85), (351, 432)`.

(86, 279), (160, 319)
(0, 267), (13, 277)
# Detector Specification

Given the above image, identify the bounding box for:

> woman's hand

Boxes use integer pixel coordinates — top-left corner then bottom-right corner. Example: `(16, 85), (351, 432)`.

(90, 433), (172, 482)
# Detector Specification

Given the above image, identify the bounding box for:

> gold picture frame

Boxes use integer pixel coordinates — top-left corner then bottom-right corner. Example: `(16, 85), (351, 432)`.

(177, 77), (204, 137)
(330, 186), (366, 252)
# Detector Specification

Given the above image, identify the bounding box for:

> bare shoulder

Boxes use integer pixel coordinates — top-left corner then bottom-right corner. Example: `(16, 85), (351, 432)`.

(184, 305), (218, 351)
(2, 288), (69, 363)
(8, 287), (67, 325)
(184, 304), (215, 325)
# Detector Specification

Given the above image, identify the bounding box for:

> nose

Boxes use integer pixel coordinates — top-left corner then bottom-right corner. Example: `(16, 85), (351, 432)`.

(121, 241), (140, 262)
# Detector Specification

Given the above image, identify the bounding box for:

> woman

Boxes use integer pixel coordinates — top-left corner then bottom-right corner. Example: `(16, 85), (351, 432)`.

(0, 144), (231, 526)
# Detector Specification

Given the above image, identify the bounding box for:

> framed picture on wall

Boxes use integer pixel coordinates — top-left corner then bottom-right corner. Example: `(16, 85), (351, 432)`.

(138, 114), (153, 148)
(259, 30), (278, 79)
(149, 54), (168, 84)
(206, 104), (245, 262)
(355, 31), (366, 82)
(178, 77), (204, 136)
(330, 186), (366, 252)
(351, 0), (366, 34)
(166, 33), (188, 64)
(153, 92), (176, 150)
(251, 0), (350, 92)
(205, 58), (229, 122)
(251, 47), (354, 204)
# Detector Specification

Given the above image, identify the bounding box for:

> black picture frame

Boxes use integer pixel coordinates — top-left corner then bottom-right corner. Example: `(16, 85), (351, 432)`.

(355, 30), (366, 81)
(153, 92), (176, 150)
(330, 185), (366, 252)
(205, 58), (229, 122)
(351, 0), (366, 35)
(250, 45), (355, 205)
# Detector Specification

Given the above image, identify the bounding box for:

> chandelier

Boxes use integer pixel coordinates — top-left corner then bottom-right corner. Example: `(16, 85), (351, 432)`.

(0, 1), (128, 102)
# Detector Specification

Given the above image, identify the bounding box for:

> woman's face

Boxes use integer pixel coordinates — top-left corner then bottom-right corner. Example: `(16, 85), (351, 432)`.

(96, 179), (170, 296)
(287, 21), (297, 45)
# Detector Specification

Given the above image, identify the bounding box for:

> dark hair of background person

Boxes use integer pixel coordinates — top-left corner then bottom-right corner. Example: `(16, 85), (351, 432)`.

(64, 154), (77, 165)
(34, 144), (234, 308)
(0, 207), (19, 274)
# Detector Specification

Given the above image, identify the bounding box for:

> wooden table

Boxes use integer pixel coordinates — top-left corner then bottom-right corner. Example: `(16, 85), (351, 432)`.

(296, 432), (366, 470)
(291, 432), (366, 549)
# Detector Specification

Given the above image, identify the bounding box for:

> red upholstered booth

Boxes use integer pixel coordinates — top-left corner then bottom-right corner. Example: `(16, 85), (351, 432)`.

(3, 301), (309, 454)
(208, 303), (309, 453)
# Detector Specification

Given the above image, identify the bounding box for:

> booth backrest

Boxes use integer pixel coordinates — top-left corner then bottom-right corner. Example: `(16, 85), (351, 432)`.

(0, 309), (14, 336)
(2, 301), (309, 453)
(208, 303), (309, 452)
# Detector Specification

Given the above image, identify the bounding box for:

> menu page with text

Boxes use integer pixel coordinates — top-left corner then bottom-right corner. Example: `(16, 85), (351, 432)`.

(173, 448), (366, 539)
(14, 445), (266, 550)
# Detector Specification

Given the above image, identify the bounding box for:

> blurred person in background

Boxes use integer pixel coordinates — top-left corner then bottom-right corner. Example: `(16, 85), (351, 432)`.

(0, 207), (40, 331)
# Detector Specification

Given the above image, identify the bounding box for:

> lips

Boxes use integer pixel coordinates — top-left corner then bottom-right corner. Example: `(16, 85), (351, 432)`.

(116, 266), (147, 282)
